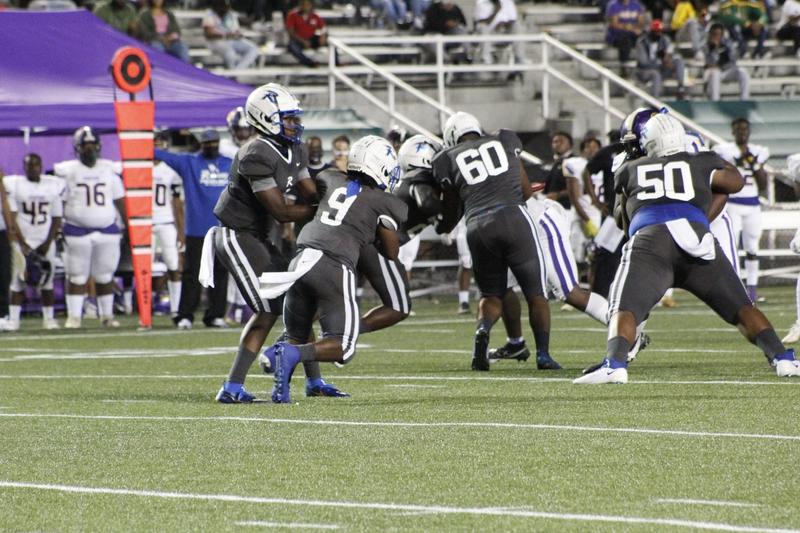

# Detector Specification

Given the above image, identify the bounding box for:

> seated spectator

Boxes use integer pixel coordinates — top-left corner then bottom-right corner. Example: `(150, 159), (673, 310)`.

(93, 0), (137, 35)
(203, 0), (260, 70)
(474, 0), (527, 64)
(285, 0), (327, 67)
(635, 20), (686, 98)
(371, 0), (429, 29)
(137, 0), (190, 62)
(777, 0), (800, 57)
(423, 0), (467, 36)
(669, 0), (706, 60)
(717, 0), (768, 58)
(703, 22), (750, 100)
(605, 0), (646, 76)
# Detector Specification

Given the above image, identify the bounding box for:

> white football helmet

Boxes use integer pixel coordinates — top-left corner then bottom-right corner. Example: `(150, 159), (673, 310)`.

(442, 112), (482, 149)
(347, 135), (401, 192)
(684, 129), (709, 154)
(398, 134), (441, 172)
(244, 83), (304, 143)
(641, 114), (686, 158)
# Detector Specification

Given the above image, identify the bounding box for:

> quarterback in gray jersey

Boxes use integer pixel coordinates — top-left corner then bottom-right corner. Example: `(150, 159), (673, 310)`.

(433, 112), (554, 372)
(264, 136), (406, 403)
(211, 83), (345, 404)
(577, 114), (800, 384)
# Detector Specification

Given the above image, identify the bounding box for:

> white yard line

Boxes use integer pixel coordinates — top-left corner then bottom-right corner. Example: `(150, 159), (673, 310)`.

(0, 348), (234, 362)
(100, 400), (158, 404)
(654, 498), (762, 508)
(0, 328), (237, 343)
(384, 384), (446, 389)
(236, 521), (340, 529)
(1, 413), (799, 442)
(0, 481), (795, 533)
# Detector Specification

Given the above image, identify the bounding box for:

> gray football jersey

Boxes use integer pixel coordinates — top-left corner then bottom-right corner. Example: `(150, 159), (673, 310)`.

(214, 137), (310, 237)
(615, 151), (727, 221)
(431, 129), (523, 220)
(297, 170), (408, 270)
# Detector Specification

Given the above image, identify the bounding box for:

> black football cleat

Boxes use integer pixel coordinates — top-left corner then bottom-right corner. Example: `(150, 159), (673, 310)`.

(489, 341), (530, 362)
(472, 329), (490, 371)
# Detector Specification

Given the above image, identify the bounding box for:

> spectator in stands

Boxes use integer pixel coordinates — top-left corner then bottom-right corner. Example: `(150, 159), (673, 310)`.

(777, 0), (800, 57)
(605, 0), (646, 76)
(203, 0), (260, 70)
(474, 0), (527, 65)
(285, 0), (327, 67)
(137, 0), (190, 62)
(635, 19), (687, 98)
(717, 0), (769, 58)
(93, 0), (137, 35)
(703, 22), (750, 100)
(306, 136), (329, 178)
(669, 0), (706, 60)
(329, 134), (350, 172)
(423, 0), (467, 36)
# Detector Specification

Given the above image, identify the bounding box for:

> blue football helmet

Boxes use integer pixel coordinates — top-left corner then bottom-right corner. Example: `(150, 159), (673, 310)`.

(619, 107), (663, 160)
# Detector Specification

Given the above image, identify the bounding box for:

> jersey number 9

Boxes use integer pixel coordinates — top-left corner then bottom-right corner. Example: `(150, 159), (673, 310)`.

(320, 187), (357, 227)
(636, 161), (695, 202)
(455, 141), (509, 185)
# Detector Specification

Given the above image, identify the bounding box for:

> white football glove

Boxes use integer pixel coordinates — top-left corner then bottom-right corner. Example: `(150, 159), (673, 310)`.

(790, 228), (800, 255)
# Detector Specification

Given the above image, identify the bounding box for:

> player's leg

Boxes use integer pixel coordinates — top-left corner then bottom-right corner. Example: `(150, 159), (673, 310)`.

(783, 277), (800, 344)
(741, 207), (762, 302)
(176, 235), (203, 328)
(8, 270), (25, 331)
(490, 285), (531, 362)
(90, 232), (122, 327)
(456, 220), (473, 314)
(358, 243), (411, 333)
(40, 245), (58, 329)
(63, 234), (93, 328)
(156, 223), (182, 317)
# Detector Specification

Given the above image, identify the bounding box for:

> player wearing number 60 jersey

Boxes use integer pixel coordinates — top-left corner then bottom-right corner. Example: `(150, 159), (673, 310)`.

(54, 126), (127, 329)
(576, 113), (800, 384)
(432, 112), (554, 372)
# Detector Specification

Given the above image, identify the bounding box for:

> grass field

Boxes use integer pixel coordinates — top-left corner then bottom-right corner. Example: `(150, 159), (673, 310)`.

(2, 287), (800, 532)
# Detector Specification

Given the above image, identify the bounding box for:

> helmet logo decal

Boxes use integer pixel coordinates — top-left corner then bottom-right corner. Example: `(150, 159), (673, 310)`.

(263, 91), (279, 104)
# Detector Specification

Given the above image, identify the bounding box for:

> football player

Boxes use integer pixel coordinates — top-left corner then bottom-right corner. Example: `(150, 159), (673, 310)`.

(220, 106), (254, 159)
(210, 83), (344, 403)
(262, 135), (407, 403)
(4, 154), (64, 330)
(432, 112), (555, 372)
(576, 114), (799, 384)
(714, 117), (769, 303)
(55, 127), (127, 329)
(564, 137), (603, 263)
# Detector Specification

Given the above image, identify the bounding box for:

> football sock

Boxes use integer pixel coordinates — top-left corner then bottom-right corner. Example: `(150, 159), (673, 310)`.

(458, 291), (469, 305)
(607, 336), (631, 365)
(507, 336), (524, 345)
(533, 330), (550, 354)
(42, 306), (54, 321)
(123, 290), (133, 314)
(303, 360), (322, 380)
(298, 344), (316, 362)
(98, 294), (114, 319)
(9, 305), (21, 323)
(228, 346), (257, 384)
(477, 317), (494, 333)
(585, 292), (609, 325)
(168, 281), (182, 315)
(66, 294), (84, 319)
(745, 259), (759, 288)
(755, 329), (785, 361)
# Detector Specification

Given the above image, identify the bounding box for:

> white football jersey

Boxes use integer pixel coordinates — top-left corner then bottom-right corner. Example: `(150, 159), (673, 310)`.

(3, 175), (64, 247)
(714, 142), (769, 200)
(562, 156), (588, 195)
(54, 159), (125, 228)
(219, 137), (240, 159)
(152, 162), (183, 225)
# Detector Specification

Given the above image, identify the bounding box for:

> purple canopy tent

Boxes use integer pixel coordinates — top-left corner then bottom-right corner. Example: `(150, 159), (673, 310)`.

(0, 10), (253, 173)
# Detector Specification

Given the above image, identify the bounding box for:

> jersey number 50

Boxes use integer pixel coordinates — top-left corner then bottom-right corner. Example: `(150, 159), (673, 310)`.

(636, 161), (695, 201)
(455, 141), (509, 185)
(320, 187), (357, 227)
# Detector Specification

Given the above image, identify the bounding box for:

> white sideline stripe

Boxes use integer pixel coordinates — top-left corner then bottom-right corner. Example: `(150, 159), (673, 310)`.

(1, 413), (799, 442)
(100, 400), (158, 404)
(236, 521), (340, 529)
(0, 375), (796, 387)
(0, 347), (232, 362)
(0, 328), (237, 342)
(0, 481), (794, 533)
(384, 384), (446, 389)
(654, 498), (761, 508)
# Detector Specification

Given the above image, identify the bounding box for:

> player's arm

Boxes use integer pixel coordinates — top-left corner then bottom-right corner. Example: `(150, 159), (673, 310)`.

(410, 183), (442, 219)
(435, 189), (460, 235)
(171, 193), (185, 249)
(38, 215), (62, 255)
(295, 175), (319, 204)
(153, 149), (188, 176)
(613, 193), (629, 232)
(376, 224), (400, 261)
(711, 161), (745, 195)
(566, 175), (590, 223)
(114, 198), (128, 230)
(254, 188), (315, 223)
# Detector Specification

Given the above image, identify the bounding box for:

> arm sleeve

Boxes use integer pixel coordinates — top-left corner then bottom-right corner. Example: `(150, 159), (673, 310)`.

(498, 129), (523, 156)
(239, 151), (278, 192)
(431, 152), (453, 189)
(154, 149), (189, 176)
(111, 174), (126, 200)
(296, 144), (311, 181)
(3, 177), (16, 212)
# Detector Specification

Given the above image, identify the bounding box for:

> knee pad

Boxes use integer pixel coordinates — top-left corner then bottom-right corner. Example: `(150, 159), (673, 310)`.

(69, 274), (89, 285)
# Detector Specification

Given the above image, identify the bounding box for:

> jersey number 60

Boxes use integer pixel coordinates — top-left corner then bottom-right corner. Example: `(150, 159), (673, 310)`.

(455, 141), (509, 185)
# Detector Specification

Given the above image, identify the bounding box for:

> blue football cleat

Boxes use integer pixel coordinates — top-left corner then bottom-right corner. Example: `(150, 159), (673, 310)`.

(215, 381), (256, 404)
(272, 342), (301, 404)
(305, 378), (351, 398)
(259, 345), (277, 374)
(536, 351), (562, 370)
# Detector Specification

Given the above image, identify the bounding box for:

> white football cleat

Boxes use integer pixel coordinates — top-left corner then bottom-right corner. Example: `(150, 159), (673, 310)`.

(573, 359), (629, 384)
(627, 333), (651, 362)
(782, 322), (800, 344)
(102, 318), (121, 328)
(4, 319), (20, 332)
(775, 358), (800, 377)
(42, 319), (60, 330)
(64, 317), (82, 329)
(177, 318), (192, 330)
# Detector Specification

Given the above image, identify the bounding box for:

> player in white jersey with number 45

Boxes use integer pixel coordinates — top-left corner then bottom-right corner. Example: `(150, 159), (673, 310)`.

(153, 132), (184, 317)
(4, 154), (64, 330)
(54, 126), (127, 329)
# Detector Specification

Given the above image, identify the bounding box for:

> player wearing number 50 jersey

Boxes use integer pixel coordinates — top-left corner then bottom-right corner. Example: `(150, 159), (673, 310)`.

(576, 114), (800, 384)
(4, 154), (64, 330)
(54, 127), (127, 329)
(432, 111), (554, 372)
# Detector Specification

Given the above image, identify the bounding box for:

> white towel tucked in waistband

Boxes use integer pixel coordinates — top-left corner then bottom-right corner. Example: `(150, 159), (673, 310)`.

(198, 227), (218, 288)
(665, 218), (716, 261)
(259, 248), (324, 299)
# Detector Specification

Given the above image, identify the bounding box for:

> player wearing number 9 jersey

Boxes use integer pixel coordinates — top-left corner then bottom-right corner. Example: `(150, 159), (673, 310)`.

(432, 111), (553, 373)
(54, 126), (127, 329)
(576, 113), (800, 384)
